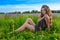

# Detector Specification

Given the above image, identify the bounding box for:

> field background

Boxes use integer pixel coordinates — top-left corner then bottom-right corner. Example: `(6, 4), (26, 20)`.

(0, 13), (60, 40)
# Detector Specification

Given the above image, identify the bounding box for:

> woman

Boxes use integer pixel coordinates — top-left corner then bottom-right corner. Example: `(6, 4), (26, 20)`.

(9, 5), (52, 34)
(35, 5), (52, 31)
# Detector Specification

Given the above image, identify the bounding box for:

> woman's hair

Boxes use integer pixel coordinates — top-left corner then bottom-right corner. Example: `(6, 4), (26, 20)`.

(41, 5), (52, 25)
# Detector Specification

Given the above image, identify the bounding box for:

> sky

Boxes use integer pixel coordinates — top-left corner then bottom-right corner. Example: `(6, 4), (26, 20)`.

(0, 0), (60, 13)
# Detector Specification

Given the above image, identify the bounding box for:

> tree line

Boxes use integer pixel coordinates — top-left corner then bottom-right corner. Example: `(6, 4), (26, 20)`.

(0, 10), (60, 14)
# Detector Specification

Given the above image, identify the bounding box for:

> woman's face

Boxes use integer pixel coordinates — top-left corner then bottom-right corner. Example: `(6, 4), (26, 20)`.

(41, 8), (46, 15)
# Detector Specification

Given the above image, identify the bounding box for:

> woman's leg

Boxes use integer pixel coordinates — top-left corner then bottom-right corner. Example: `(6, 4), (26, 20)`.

(27, 18), (35, 26)
(16, 18), (35, 32)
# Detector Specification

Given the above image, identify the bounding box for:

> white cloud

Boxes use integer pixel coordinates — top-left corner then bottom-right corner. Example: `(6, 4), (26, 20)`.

(46, 4), (60, 10)
(0, 4), (60, 13)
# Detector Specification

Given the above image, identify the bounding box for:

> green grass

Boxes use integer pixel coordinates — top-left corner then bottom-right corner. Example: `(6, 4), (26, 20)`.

(0, 14), (60, 40)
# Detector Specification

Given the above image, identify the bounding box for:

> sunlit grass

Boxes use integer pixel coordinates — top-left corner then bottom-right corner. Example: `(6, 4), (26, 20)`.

(0, 14), (60, 40)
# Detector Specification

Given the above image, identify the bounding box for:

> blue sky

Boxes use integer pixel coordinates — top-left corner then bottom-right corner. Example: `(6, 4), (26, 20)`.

(0, 0), (60, 13)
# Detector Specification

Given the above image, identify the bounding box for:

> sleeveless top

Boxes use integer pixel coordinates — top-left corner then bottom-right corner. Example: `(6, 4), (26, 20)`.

(35, 18), (47, 32)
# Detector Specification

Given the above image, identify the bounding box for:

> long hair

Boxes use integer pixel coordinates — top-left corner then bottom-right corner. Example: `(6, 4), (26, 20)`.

(41, 5), (52, 26)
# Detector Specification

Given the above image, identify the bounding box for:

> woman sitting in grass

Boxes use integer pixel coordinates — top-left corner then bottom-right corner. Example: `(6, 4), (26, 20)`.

(16, 5), (52, 32)
(9, 5), (52, 34)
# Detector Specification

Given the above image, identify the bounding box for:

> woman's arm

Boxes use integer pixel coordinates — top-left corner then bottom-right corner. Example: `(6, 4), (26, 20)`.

(44, 14), (50, 31)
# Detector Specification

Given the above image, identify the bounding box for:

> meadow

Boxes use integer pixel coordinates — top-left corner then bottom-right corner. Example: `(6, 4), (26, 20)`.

(0, 13), (60, 40)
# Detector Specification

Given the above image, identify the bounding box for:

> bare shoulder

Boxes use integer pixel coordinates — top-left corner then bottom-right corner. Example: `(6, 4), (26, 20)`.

(44, 14), (50, 19)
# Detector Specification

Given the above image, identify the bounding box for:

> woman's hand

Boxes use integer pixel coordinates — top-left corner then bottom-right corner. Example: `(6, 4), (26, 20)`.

(37, 16), (45, 23)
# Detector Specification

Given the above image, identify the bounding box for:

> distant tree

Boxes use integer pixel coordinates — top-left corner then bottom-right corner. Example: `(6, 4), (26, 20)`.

(57, 10), (60, 13)
(51, 10), (60, 13)
(22, 11), (30, 14)
(7, 11), (21, 14)
(0, 12), (5, 14)
(31, 10), (40, 13)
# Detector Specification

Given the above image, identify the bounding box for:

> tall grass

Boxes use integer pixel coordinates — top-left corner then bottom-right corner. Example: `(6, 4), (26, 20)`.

(0, 14), (60, 40)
